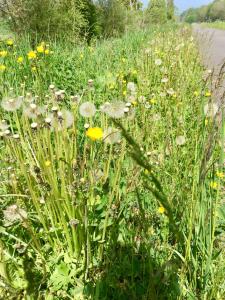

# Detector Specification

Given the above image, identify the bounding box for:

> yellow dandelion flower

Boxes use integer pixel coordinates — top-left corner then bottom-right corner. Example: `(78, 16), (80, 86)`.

(6, 39), (13, 46)
(210, 181), (218, 190)
(216, 171), (224, 178)
(132, 101), (138, 106)
(37, 45), (44, 53)
(150, 98), (156, 104)
(44, 160), (51, 167)
(45, 49), (50, 55)
(194, 91), (199, 96)
(17, 56), (23, 63)
(205, 91), (211, 97)
(27, 50), (37, 60)
(86, 127), (103, 141)
(0, 50), (8, 57)
(0, 65), (6, 71)
(158, 206), (165, 214)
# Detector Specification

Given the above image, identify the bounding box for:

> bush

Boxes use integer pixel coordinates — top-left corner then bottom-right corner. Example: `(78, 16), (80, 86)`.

(0, 0), (98, 42)
(97, 0), (126, 38)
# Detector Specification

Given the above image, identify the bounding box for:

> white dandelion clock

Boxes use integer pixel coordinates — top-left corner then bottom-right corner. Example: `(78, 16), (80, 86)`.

(127, 82), (136, 93)
(0, 120), (9, 131)
(23, 103), (45, 119)
(79, 102), (96, 117)
(1, 96), (23, 112)
(3, 204), (27, 224)
(104, 101), (126, 119)
(155, 59), (162, 66)
(103, 127), (121, 144)
(204, 103), (218, 118)
(176, 136), (186, 146)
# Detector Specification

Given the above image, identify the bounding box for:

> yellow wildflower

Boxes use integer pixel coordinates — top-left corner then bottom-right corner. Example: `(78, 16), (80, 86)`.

(205, 91), (211, 97)
(123, 90), (127, 96)
(44, 160), (51, 167)
(0, 50), (8, 57)
(45, 49), (50, 55)
(158, 206), (165, 214)
(150, 98), (156, 104)
(194, 91), (199, 96)
(27, 51), (37, 60)
(132, 101), (137, 106)
(216, 171), (224, 178)
(17, 56), (23, 63)
(210, 181), (218, 190)
(0, 65), (6, 71)
(86, 127), (103, 141)
(37, 45), (44, 53)
(6, 39), (13, 46)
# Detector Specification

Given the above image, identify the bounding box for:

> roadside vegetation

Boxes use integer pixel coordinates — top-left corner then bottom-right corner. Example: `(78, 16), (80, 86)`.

(203, 21), (225, 30)
(1, 0), (225, 299)
(182, 0), (225, 23)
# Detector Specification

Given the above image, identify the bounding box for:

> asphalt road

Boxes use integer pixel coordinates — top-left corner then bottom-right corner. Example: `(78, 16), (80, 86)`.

(193, 24), (225, 103)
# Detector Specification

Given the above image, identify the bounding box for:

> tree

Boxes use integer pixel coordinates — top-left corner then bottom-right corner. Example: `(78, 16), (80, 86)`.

(167, 0), (175, 21)
(147, 0), (167, 24)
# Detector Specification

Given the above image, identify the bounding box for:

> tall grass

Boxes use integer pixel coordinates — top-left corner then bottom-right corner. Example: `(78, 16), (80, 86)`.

(0, 25), (225, 299)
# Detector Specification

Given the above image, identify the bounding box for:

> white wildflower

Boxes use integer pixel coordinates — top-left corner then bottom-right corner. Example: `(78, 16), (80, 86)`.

(104, 101), (126, 119)
(79, 102), (96, 117)
(155, 59), (162, 66)
(103, 127), (121, 144)
(176, 136), (186, 146)
(204, 103), (218, 118)
(3, 204), (27, 224)
(1, 96), (23, 112)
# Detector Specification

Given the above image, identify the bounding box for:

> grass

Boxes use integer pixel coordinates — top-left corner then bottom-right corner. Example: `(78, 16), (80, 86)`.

(202, 21), (225, 30)
(0, 24), (225, 299)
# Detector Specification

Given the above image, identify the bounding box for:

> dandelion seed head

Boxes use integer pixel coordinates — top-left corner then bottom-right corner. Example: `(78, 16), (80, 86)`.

(1, 96), (23, 112)
(0, 120), (9, 131)
(3, 204), (27, 224)
(103, 127), (121, 144)
(127, 82), (136, 93)
(155, 59), (162, 66)
(31, 122), (38, 129)
(104, 101), (126, 119)
(176, 135), (186, 146)
(79, 102), (96, 118)
(204, 103), (218, 118)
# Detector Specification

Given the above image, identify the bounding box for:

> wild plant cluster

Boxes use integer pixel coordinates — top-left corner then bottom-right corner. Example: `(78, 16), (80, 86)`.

(0, 25), (225, 299)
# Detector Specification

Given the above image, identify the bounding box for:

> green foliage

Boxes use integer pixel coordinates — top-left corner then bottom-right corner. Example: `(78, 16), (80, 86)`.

(182, 0), (225, 23)
(0, 25), (225, 299)
(0, 0), (98, 42)
(147, 0), (167, 24)
(97, 0), (127, 37)
(167, 0), (175, 21)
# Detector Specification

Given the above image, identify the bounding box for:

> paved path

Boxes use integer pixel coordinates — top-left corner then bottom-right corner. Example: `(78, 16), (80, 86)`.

(193, 25), (225, 103)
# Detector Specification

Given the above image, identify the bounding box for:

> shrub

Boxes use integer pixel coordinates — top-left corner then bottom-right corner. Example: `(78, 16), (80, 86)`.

(0, 0), (98, 42)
